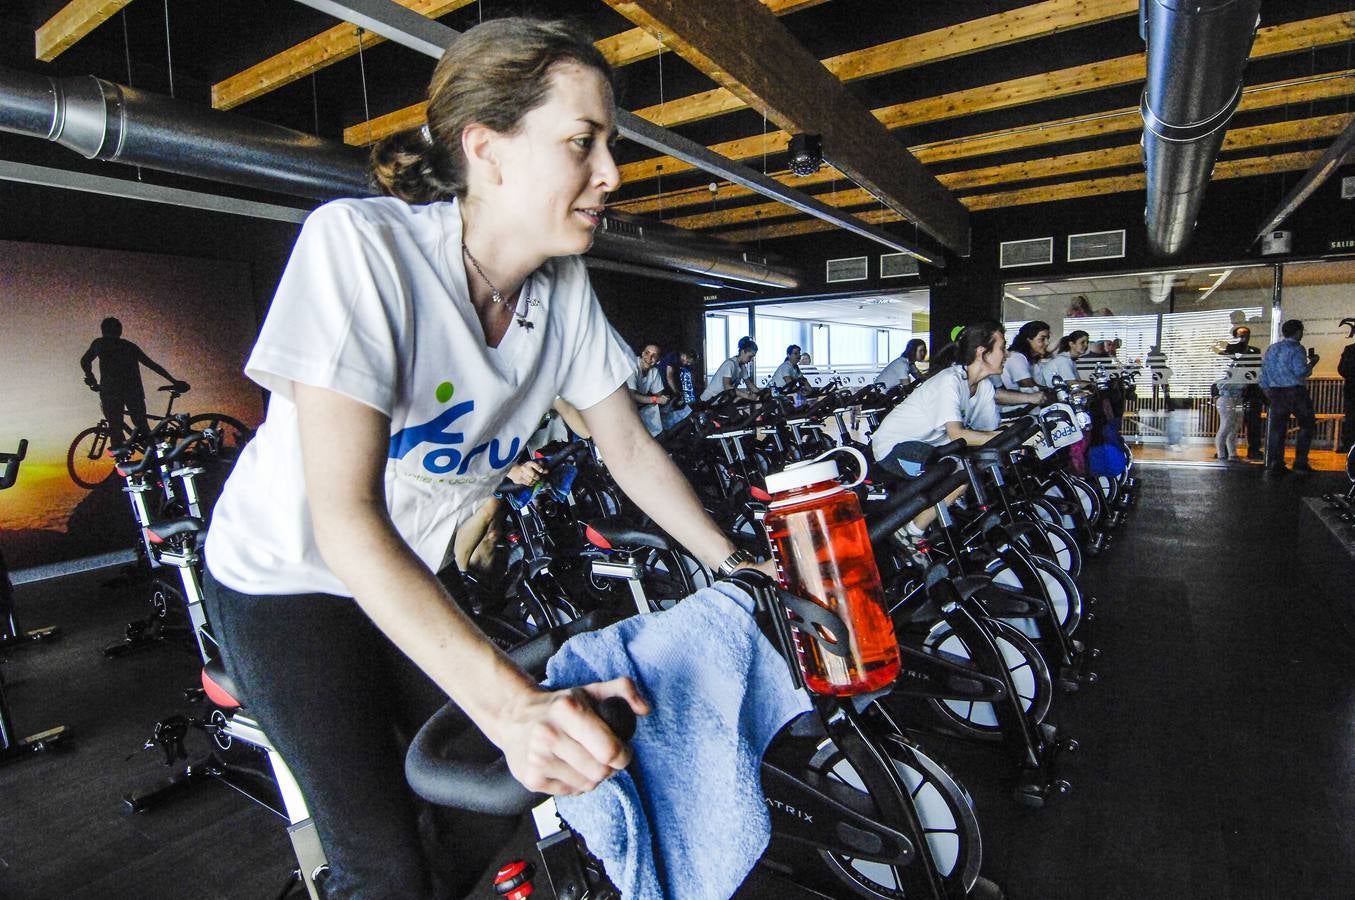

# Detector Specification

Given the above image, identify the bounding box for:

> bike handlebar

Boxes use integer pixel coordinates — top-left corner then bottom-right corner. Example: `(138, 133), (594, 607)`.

(405, 695), (636, 815)
(0, 440), (28, 491)
(865, 458), (962, 544)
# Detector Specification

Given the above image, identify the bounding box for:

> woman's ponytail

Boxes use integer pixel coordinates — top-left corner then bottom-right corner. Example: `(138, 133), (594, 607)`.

(369, 127), (457, 204)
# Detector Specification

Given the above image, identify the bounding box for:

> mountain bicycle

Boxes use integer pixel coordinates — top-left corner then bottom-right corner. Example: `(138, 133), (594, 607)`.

(66, 385), (254, 489)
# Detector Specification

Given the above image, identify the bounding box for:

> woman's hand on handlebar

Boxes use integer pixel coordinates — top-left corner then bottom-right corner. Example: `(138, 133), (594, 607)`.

(495, 680), (651, 796)
(506, 460), (546, 486)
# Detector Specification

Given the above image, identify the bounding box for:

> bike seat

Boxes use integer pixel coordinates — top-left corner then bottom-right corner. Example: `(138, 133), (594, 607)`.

(144, 516), (206, 544)
(202, 659), (243, 710)
(584, 521), (671, 552)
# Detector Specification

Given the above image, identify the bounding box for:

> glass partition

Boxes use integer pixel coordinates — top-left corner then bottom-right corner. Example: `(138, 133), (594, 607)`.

(1003, 264), (1277, 457)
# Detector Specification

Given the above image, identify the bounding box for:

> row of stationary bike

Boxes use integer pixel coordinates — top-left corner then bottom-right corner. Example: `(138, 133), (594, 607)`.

(420, 374), (1137, 899)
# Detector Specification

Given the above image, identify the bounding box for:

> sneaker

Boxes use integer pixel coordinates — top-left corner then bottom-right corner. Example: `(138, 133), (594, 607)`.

(1246, 452), (1265, 461)
(1265, 465), (1289, 477)
(892, 529), (931, 568)
(1292, 461), (1314, 472)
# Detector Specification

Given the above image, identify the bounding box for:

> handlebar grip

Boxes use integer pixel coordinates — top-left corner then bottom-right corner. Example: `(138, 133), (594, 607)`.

(405, 696), (636, 815)
(0, 439), (28, 491)
(931, 438), (968, 460)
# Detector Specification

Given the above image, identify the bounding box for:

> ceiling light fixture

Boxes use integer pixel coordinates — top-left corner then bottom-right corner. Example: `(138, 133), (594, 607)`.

(787, 133), (824, 177)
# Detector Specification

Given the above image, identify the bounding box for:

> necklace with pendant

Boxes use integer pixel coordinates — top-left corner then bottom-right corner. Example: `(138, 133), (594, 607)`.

(462, 242), (539, 330)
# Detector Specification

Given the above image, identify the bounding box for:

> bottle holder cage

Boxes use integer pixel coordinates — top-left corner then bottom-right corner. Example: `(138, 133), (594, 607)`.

(723, 571), (853, 695)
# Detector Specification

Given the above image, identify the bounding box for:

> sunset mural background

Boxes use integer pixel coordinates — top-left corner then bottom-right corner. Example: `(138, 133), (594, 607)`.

(1, 240), (264, 567)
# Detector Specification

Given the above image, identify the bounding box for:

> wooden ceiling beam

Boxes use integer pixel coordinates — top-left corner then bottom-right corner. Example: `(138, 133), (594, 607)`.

(227, 0), (817, 135)
(718, 149), (1324, 242)
(213, 0), (473, 111)
(602, 0), (969, 254)
(342, 0), (1134, 140)
(35, 0), (134, 62)
(633, 0), (1137, 129)
(673, 113), (1349, 231)
(612, 71), (1355, 218)
(620, 12), (1355, 184)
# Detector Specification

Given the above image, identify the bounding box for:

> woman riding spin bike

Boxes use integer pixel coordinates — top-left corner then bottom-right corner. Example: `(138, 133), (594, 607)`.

(1039, 329), (1091, 388)
(1003, 321), (1050, 393)
(870, 322), (1038, 551)
(202, 19), (763, 899)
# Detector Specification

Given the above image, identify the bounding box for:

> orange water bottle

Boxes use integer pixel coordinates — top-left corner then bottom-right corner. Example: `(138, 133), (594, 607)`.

(762, 448), (901, 695)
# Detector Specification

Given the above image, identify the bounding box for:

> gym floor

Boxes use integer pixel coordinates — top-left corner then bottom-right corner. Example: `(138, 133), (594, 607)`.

(1, 464), (1351, 899)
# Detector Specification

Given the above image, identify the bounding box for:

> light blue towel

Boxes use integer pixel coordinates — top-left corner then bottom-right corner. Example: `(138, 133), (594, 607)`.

(546, 581), (812, 900)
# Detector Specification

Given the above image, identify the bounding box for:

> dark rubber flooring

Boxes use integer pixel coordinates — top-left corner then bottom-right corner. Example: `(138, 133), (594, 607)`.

(1, 464), (1351, 899)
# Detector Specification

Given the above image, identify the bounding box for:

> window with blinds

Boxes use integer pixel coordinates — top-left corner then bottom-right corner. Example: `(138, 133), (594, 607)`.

(1159, 307), (1263, 397)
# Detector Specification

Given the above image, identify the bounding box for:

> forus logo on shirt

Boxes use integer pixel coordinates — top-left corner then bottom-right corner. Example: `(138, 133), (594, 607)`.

(388, 380), (521, 476)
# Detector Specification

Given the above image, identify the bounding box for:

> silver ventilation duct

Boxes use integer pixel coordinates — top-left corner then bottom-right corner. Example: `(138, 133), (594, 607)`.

(1140, 0), (1261, 258)
(0, 65), (802, 289)
(0, 66), (370, 199)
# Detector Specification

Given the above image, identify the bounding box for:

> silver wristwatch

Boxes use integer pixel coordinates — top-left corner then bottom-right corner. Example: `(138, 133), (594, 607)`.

(716, 548), (756, 577)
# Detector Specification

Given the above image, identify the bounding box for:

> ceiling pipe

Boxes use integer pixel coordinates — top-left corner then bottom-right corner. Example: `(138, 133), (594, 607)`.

(0, 65), (370, 199)
(1140, 0), (1261, 258)
(0, 64), (801, 289)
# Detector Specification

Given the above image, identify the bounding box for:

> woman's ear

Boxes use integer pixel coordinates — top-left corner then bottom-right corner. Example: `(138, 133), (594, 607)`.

(461, 123), (503, 186)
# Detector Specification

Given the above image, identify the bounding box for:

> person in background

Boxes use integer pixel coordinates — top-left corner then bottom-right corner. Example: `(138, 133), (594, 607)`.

(1258, 318), (1319, 475)
(1212, 356), (1246, 462)
(771, 344), (805, 396)
(1340, 319), (1355, 453)
(627, 342), (668, 437)
(1067, 295), (1114, 318)
(798, 351), (820, 377)
(1002, 322), (1048, 393)
(657, 347), (697, 430)
(1221, 324), (1265, 461)
(871, 322), (1041, 558)
(1038, 330), (1089, 388)
(701, 336), (759, 401)
(876, 338), (927, 390)
(80, 316), (189, 448)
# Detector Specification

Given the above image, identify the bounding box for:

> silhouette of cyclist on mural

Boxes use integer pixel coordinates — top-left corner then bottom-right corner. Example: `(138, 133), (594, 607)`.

(79, 317), (189, 449)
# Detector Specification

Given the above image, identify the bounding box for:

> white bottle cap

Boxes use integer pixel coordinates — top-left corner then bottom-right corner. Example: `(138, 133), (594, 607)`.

(764, 458), (841, 495)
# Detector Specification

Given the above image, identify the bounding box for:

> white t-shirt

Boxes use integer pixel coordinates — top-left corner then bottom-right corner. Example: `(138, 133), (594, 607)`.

(626, 361), (663, 435)
(206, 197), (635, 596)
(1038, 353), (1079, 387)
(875, 356), (914, 390)
(771, 360), (801, 389)
(871, 365), (996, 460)
(701, 356), (751, 400)
(1002, 353), (1040, 389)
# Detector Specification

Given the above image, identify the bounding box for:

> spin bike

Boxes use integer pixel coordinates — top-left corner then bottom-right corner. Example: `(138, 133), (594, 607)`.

(407, 571), (1001, 900)
(0, 440), (71, 765)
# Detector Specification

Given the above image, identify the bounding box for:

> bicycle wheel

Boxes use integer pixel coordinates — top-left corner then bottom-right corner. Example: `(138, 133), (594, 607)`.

(186, 413), (255, 457)
(988, 554), (1082, 638)
(67, 425), (115, 489)
(923, 618), (1053, 738)
(810, 735), (982, 898)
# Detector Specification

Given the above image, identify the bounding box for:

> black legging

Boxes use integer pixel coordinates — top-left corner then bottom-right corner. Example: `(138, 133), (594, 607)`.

(201, 569), (518, 899)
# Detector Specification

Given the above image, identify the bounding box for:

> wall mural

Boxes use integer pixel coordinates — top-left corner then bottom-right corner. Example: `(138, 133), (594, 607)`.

(0, 240), (263, 569)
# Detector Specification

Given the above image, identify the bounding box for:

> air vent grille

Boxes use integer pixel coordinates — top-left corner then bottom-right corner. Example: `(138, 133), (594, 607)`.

(1067, 229), (1125, 262)
(600, 216), (642, 238)
(999, 237), (1053, 269)
(879, 252), (920, 278)
(826, 256), (869, 283)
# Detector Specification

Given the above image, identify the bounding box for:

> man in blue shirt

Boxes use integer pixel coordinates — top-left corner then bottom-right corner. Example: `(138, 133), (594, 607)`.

(1258, 319), (1319, 474)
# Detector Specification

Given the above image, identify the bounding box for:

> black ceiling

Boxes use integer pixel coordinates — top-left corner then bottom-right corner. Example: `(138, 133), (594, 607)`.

(3, 0), (1354, 248)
